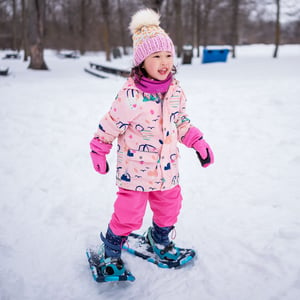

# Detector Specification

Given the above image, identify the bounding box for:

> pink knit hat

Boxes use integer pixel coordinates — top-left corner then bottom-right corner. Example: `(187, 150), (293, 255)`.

(129, 9), (175, 66)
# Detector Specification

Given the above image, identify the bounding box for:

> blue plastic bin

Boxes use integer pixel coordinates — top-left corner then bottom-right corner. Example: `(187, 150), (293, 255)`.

(202, 48), (230, 63)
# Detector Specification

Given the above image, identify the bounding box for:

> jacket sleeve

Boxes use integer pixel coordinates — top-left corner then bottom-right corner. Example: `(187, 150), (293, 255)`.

(175, 87), (193, 143)
(94, 88), (140, 143)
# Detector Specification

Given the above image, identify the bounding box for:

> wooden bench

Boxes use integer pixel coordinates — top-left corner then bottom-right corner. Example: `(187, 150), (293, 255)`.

(57, 51), (80, 59)
(2, 53), (20, 59)
(84, 67), (108, 79)
(88, 62), (130, 77)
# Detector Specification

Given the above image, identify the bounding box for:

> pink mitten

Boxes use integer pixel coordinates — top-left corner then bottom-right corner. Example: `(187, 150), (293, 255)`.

(90, 138), (112, 174)
(182, 127), (214, 168)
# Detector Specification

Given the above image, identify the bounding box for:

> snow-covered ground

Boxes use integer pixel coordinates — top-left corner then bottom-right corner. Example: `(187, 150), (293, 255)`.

(0, 44), (300, 300)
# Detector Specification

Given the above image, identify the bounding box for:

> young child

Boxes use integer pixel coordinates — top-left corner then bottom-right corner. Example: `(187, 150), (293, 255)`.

(90, 8), (214, 277)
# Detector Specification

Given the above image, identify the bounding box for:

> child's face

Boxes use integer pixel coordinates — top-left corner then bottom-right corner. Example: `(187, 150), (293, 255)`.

(143, 51), (174, 81)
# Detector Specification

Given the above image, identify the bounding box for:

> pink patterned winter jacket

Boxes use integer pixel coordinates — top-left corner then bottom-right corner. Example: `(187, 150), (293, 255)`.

(94, 77), (193, 192)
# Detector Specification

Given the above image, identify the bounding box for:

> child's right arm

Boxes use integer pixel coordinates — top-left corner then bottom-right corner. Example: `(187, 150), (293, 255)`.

(90, 88), (139, 174)
(93, 89), (138, 144)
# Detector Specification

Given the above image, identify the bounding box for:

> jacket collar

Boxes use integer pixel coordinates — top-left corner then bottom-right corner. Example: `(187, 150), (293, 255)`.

(124, 77), (179, 94)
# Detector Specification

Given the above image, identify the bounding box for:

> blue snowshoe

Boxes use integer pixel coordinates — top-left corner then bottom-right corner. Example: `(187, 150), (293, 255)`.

(86, 245), (135, 283)
(123, 227), (195, 269)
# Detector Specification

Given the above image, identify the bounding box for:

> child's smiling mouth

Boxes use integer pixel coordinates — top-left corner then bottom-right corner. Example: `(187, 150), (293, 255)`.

(158, 68), (168, 75)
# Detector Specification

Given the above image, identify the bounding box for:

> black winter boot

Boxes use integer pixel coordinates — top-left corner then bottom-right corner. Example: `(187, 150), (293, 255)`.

(151, 222), (174, 246)
(100, 227), (126, 258)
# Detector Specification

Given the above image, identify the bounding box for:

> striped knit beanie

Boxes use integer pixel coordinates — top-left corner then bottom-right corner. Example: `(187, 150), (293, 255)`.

(129, 9), (175, 66)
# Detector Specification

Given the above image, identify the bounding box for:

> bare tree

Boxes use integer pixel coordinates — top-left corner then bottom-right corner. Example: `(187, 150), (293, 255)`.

(143, 0), (165, 11)
(191, 0), (196, 48)
(117, 0), (128, 55)
(273, 0), (280, 58)
(100, 0), (111, 61)
(174, 0), (182, 57)
(164, 0), (172, 32)
(202, 0), (214, 48)
(195, 0), (202, 57)
(231, 0), (240, 58)
(21, 0), (29, 61)
(28, 0), (48, 70)
(12, 0), (18, 50)
(79, 0), (91, 55)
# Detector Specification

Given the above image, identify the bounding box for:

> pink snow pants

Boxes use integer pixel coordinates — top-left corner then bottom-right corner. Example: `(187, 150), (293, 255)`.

(109, 185), (183, 236)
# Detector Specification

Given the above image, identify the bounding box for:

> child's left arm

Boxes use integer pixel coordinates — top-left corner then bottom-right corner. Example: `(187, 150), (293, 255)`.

(176, 88), (214, 168)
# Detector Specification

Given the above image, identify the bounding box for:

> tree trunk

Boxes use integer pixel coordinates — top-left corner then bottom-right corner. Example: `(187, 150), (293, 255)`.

(21, 0), (29, 61)
(273, 0), (280, 58)
(148, 0), (164, 11)
(165, 0), (171, 33)
(231, 0), (239, 58)
(28, 0), (48, 70)
(196, 0), (202, 57)
(117, 0), (128, 55)
(174, 0), (182, 58)
(12, 0), (18, 51)
(191, 0), (196, 47)
(79, 0), (87, 55)
(100, 0), (111, 62)
(202, 0), (212, 48)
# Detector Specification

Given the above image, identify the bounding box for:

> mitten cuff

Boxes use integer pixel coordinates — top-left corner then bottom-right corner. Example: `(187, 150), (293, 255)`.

(90, 138), (112, 154)
(182, 127), (203, 148)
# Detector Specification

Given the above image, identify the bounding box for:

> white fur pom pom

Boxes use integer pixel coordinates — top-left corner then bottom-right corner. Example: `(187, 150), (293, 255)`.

(129, 9), (160, 34)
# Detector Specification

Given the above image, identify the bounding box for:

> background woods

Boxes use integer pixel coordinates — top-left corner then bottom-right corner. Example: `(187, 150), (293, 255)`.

(0, 0), (299, 64)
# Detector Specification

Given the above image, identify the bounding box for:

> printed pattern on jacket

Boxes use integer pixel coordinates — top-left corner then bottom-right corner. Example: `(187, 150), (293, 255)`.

(94, 77), (192, 192)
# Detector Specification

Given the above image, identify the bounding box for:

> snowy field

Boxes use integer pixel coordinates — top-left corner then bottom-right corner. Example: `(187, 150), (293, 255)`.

(0, 44), (300, 300)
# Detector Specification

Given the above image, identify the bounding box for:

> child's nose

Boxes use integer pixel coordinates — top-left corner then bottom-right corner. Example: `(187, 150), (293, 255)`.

(161, 58), (168, 65)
